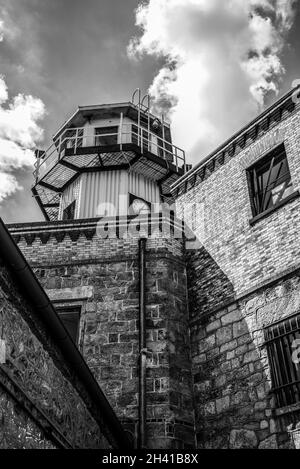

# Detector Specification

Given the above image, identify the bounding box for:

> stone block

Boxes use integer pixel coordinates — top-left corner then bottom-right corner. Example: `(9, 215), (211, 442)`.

(221, 310), (239, 325)
(258, 435), (278, 449)
(216, 396), (230, 413)
(229, 429), (258, 449)
(216, 326), (233, 345)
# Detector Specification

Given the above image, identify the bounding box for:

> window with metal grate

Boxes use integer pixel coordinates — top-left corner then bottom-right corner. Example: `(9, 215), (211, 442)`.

(264, 313), (300, 408)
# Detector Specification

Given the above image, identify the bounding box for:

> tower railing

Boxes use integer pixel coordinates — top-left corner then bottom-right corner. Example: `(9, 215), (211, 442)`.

(33, 122), (186, 182)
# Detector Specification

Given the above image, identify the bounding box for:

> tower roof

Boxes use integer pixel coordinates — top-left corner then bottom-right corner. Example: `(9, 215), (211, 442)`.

(53, 102), (170, 140)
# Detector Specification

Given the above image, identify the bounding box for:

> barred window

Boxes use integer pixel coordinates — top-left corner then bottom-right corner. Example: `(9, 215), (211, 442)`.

(264, 314), (300, 408)
(248, 144), (294, 217)
(57, 307), (80, 345)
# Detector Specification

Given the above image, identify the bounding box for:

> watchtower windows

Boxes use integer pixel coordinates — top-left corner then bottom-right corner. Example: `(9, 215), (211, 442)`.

(65, 128), (84, 150)
(248, 144), (293, 217)
(264, 314), (300, 408)
(63, 200), (76, 220)
(94, 126), (118, 146)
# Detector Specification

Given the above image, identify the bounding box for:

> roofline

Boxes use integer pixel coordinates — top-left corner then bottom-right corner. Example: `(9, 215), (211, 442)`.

(172, 85), (300, 192)
(53, 101), (170, 140)
(0, 217), (132, 449)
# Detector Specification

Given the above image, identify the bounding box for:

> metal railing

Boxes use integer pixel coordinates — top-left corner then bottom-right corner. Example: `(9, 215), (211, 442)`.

(34, 122), (186, 182)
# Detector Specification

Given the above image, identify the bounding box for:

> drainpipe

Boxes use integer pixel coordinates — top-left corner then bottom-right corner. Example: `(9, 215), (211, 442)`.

(138, 237), (147, 448)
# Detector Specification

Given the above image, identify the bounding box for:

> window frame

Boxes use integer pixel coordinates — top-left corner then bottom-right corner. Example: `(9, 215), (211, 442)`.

(264, 313), (300, 408)
(247, 143), (296, 223)
(128, 193), (151, 216)
(94, 126), (118, 146)
(56, 306), (81, 345)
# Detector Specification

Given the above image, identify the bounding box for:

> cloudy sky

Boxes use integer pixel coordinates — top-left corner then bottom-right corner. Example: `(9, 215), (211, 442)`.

(0, 0), (299, 223)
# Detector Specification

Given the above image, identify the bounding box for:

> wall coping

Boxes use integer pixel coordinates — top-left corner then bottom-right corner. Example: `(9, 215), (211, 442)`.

(172, 87), (300, 196)
(7, 214), (186, 246)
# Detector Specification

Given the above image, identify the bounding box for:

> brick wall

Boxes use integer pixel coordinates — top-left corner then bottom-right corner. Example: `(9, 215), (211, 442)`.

(177, 106), (300, 297)
(175, 97), (300, 448)
(8, 219), (195, 449)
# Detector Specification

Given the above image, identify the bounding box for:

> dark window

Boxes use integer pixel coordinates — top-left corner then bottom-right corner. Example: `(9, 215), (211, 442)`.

(264, 314), (300, 407)
(248, 144), (294, 217)
(129, 193), (151, 215)
(94, 126), (118, 146)
(63, 200), (76, 220)
(57, 307), (80, 344)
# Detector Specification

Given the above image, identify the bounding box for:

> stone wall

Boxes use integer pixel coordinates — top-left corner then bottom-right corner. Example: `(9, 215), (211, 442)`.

(189, 264), (300, 448)
(0, 387), (56, 449)
(8, 218), (195, 449)
(0, 254), (111, 449)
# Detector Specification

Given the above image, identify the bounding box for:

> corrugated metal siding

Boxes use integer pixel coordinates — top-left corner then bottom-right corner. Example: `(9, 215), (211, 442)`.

(78, 170), (160, 218)
(128, 172), (160, 205)
(79, 171), (126, 218)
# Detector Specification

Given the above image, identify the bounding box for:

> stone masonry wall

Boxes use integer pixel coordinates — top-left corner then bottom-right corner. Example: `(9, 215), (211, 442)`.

(0, 387), (56, 449)
(0, 254), (110, 449)
(8, 220), (194, 449)
(190, 271), (300, 449)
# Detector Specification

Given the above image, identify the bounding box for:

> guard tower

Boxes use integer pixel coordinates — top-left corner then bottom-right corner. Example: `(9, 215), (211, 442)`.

(32, 90), (187, 221)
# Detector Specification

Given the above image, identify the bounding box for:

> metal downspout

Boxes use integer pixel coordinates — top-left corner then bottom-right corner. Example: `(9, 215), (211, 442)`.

(138, 237), (147, 448)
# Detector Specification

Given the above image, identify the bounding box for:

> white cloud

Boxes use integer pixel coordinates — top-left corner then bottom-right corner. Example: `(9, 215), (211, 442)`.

(0, 11), (46, 205)
(0, 172), (22, 203)
(0, 86), (45, 148)
(0, 75), (45, 203)
(129, 0), (297, 162)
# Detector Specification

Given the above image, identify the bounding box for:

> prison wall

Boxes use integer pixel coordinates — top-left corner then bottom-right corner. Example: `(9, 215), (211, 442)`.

(177, 100), (300, 298)
(176, 94), (300, 448)
(8, 217), (195, 449)
(0, 247), (111, 449)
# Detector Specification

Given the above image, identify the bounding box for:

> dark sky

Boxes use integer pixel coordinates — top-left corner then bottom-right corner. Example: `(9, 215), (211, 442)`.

(0, 0), (299, 224)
